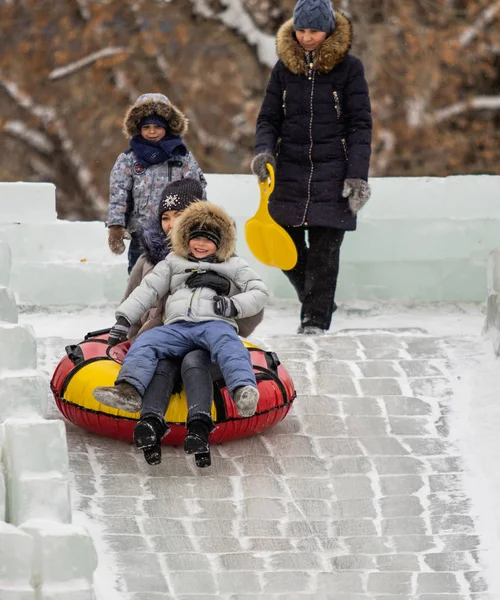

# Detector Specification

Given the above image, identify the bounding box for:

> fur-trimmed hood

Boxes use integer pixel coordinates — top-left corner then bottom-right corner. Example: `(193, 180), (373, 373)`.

(277, 11), (352, 75)
(171, 201), (237, 262)
(123, 93), (188, 139)
(139, 217), (170, 266)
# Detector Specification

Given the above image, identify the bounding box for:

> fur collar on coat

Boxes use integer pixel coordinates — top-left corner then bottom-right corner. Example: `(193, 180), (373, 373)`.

(123, 96), (188, 139)
(277, 11), (352, 75)
(171, 202), (237, 263)
(139, 218), (170, 266)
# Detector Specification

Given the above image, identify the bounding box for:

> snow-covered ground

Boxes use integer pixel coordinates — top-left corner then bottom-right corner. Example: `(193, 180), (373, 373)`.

(20, 300), (500, 599)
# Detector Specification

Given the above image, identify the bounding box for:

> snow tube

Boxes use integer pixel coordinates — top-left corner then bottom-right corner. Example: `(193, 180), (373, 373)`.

(51, 329), (296, 445)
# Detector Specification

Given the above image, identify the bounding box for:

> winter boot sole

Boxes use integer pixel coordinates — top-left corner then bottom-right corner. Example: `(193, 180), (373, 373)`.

(143, 444), (162, 466)
(184, 432), (210, 455)
(93, 384), (142, 413)
(233, 386), (260, 418)
(133, 420), (158, 450)
(195, 451), (211, 468)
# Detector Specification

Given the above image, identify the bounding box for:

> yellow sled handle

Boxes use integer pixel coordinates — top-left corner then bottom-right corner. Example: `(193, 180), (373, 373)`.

(245, 163), (298, 271)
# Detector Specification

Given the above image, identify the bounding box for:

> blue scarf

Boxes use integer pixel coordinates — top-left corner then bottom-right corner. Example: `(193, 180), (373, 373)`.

(130, 134), (188, 168)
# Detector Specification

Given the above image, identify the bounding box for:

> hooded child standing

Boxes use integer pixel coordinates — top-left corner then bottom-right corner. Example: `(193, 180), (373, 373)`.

(94, 201), (268, 423)
(107, 93), (207, 273)
(252, 0), (372, 334)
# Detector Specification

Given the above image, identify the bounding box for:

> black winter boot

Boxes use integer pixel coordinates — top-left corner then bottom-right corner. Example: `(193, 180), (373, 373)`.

(184, 420), (210, 455)
(134, 415), (168, 466)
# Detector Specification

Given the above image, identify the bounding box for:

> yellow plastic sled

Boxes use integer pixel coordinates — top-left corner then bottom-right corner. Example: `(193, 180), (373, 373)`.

(245, 164), (298, 271)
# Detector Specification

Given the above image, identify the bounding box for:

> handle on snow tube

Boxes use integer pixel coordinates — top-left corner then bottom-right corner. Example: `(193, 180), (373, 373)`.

(65, 344), (85, 366)
(84, 328), (111, 341)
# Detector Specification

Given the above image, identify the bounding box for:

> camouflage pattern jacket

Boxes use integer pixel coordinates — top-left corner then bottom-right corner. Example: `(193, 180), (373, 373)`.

(107, 150), (207, 233)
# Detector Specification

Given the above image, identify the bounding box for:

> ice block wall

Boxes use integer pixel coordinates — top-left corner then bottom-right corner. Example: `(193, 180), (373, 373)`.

(0, 239), (97, 599)
(485, 249), (500, 355)
(0, 176), (499, 305)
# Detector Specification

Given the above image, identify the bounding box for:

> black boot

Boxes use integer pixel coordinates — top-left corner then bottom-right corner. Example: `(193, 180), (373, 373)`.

(185, 420), (212, 468)
(184, 420), (210, 455)
(184, 420), (212, 467)
(134, 415), (168, 466)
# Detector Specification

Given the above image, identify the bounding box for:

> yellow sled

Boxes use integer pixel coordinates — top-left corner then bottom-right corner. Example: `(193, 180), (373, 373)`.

(245, 164), (298, 271)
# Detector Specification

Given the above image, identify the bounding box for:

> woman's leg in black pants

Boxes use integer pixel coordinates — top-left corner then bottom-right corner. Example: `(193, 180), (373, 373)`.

(134, 357), (181, 465)
(283, 226), (345, 331)
(282, 228), (308, 303)
(181, 350), (218, 466)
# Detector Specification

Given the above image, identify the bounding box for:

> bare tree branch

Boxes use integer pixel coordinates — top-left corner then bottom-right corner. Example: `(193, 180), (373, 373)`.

(129, 0), (236, 152)
(427, 96), (500, 125)
(188, 0), (277, 68)
(0, 72), (107, 217)
(459, 0), (500, 47)
(49, 47), (131, 81)
(371, 129), (395, 176)
(339, 0), (351, 18)
(3, 120), (54, 154)
(74, 0), (91, 21)
(112, 69), (140, 103)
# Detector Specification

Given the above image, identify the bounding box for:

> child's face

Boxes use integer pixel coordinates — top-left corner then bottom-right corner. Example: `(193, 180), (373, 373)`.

(141, 124), (166, 142)
(189, 236), (217, 259)
(161, 210), (181, 235)
(295, 29), (327, 52)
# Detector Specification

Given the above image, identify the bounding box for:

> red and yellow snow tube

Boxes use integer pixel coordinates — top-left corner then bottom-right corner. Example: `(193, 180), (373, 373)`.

(51, 329), (296, 445)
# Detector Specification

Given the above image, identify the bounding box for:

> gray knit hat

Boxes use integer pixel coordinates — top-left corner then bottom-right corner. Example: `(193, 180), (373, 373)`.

(293, 0), (335, 35)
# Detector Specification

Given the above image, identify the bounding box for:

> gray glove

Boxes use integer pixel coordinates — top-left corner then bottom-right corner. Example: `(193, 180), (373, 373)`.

(251, 152), (276, 182)
(342, 179), (371, 215)
(108, 316), (130, 346)
(213, 296), (238, 318)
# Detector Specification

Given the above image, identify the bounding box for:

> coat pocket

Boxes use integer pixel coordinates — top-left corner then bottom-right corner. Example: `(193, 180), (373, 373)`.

(282, 89), (287, 116)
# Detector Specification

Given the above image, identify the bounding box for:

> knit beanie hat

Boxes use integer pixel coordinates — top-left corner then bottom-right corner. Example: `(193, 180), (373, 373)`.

(158, 178), (204, 220)
(139, 114), (168, 130)
(188, 224), (221, 249)
(293, 0), (336, 34)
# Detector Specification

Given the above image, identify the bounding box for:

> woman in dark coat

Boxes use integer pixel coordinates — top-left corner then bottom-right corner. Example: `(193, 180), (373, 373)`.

(252, 0), (372, 334)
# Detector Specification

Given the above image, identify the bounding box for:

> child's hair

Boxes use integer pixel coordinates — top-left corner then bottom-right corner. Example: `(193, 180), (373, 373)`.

(171, 202), (236, 262)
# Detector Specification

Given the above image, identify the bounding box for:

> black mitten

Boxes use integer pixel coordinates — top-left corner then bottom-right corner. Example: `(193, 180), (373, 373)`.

(186, 271), (231, 296)
(213, 296), (238, 318)
(108, 316), (130, 346)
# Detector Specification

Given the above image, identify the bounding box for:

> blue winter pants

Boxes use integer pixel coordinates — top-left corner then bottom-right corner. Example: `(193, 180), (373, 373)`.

(117, 321), (256, 397)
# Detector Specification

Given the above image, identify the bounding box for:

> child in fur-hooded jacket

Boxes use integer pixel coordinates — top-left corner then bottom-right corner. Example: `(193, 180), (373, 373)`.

(107, 93), (207, 273)
(124, 178), (264, 342)
(117, 201), (267, 332)
(93, 201), (268, 419)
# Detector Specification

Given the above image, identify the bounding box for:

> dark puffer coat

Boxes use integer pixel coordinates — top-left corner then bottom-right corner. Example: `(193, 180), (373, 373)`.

(255, 13), (372, 230)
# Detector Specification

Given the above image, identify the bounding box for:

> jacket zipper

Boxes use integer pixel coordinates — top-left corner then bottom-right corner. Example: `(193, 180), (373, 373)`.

(301, 57), (316, 226)
(187, 288), (199, 316)
(341, 138), (348, 162)
(333, 91), (341, 119)
(282, 90), (287, 116)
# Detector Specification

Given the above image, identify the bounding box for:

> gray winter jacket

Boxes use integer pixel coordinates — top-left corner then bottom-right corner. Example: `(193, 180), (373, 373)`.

(116, 254), (268, 333)
(107, 151), (207, 233)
